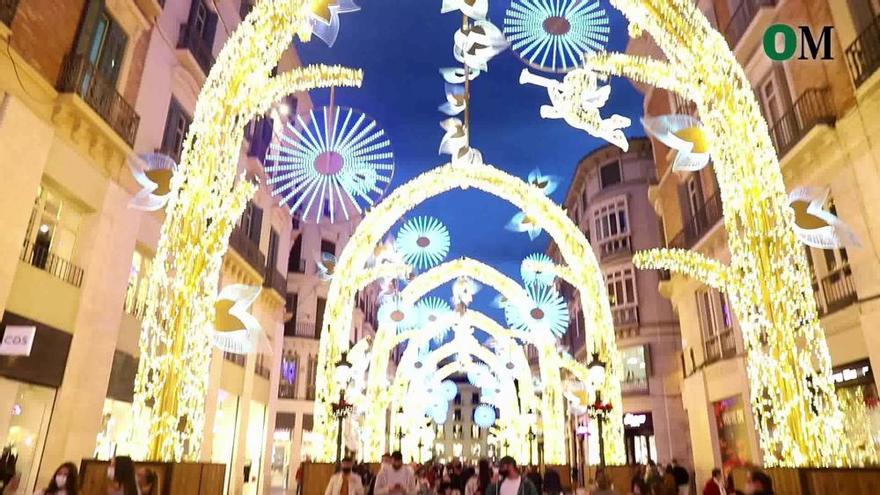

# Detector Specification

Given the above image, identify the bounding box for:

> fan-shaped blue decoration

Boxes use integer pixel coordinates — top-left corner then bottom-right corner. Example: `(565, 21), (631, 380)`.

(521, 253), (555, 286)
(505, 284), (569, 338)
(440, 380), (458, 401)
(503, 0), (610, 74)
(527, 168), (559, 196)
(416, 297), (454, 343)
(377, 295), (418, 333)
(396, 216), (451, 270)
(429, 400), (449, 424)
(266, 106), (394, 224)
(473, 404), (497, 428)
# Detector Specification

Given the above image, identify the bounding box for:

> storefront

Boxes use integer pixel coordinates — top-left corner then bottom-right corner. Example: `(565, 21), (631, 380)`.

(712, 395), (752, 472)
(213, 389), (240, 495)
(0, 314), (70, 492)
(832, 360), (880, 458)
(623, 412), (656, 464)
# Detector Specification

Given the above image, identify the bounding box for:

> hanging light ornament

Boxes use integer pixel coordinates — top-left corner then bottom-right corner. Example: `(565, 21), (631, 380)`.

(520, 68), (630, 150)
(503, 0), (610, 73)
(128, 153), (177, 211)
(378, 295), (419, 334)
(441, 0), (488, 20)
(315, 251), (337, 280)
(527, 168), (559, 196)
(452, 276), (481, 311)
(210, 284), (269, 354)
(506, 211), (543, 240)
(505, 283), (568, 339)
(788, 187), (861, 249)
(416, 297), (455, 343)
(307, 0), (361, 47)
(440, 66), (481, 84)
(396, 216), (451, 270)
(439, 83), (468, 116)
(474, 404), (498, 428)
(439, 118), (483, 165)
(454, 20), (509, 71)
(641, 115), (711, 172)
(266, 106), (395, 223)
(521, 253), (555, 286)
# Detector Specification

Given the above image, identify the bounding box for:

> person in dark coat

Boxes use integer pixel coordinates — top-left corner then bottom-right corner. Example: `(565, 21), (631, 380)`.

(543, 468), (562, 495)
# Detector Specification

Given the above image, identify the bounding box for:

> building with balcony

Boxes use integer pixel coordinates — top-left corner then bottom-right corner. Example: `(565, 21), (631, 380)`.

(630, 0), (880, 486)
(431, 375), (492, 463)
(548, 138), (692, 474)
(0, 1), (303, 493)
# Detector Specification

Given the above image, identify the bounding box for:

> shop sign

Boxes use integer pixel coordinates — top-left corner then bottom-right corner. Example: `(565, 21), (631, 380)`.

(623, 412), (648, 428)
(0, 325), (36, 356)
(832, 361), (872, 387)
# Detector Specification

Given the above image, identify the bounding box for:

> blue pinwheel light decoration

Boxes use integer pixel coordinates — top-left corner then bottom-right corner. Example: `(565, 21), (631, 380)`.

(416, 297), (454, 344)
(377, 295), (419, 334)
(521, 253), (555, 287)
(473, 404), (497, 428)
(505, 283), (569, 339)
(396, 216), (451, 270)
(266, 106), (394, 224)
(503, 0), (610, 73)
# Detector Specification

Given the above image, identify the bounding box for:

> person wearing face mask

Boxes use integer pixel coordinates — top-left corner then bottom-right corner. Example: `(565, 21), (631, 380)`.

(484, 457), (538, 495)
(325, 458), (364, 495)
(743, 471), (773, 495)
(374, 452), (415, 495)
(106, 456), (138, 495)
(34, 462), (78, 495)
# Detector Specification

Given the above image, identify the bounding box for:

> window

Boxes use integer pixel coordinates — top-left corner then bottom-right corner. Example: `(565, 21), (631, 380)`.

(289, 235), (303, 273)
(124, 249), (152, 319)
(321, 239), (336, 256)
(161, 98), (191, 162)
(188, 0), (217, 45)
(593, 197), (630, 258)
(239, 0), (254, 19)
(453, 409), (462, 422)
(75, 0), (128, 84)
(606, 267), (638, 327)
(452, 424), (463, 439)
(284, 293), (298, 337)
(305, 355), (318, 400)
(315, 298), (326, 338)
(241, 202), (263, 245)
(696, 289), (736, 363)
(267, 228), (279, 272)
(246, 116), (273, 159)
(471, 425), (480, 439)
(599, 160), (622, 189)
(471, 392), (480, 404)
(757, 66), (792, 150)
(453, 393), (462, 405)
(24, 184), (82, 269)
(620, 346), (649, 393)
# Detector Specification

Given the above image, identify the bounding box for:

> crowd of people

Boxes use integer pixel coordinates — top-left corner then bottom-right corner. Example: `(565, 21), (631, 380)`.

(325, 453), (561, 495)
(322, 454), (776, 495)
(1, 455), (158, 495)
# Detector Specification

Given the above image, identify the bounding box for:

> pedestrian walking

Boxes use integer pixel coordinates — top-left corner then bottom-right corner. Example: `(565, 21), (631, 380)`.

(671, 460), (690, 495)
(485, 457), (538, 495)
(324, 457), (364, 495)
(744, 471), (773, 495)
(34, 462), (78, 495)
(701, 469), (725, 495)
(374, 452), (416, 495)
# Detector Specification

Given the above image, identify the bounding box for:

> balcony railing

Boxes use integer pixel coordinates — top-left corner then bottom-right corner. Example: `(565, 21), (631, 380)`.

(264, 267), (287, 298)
(768, 87), (835, 158)
(722, 0), (777, 49)
(177, 23), (215, 75)
(598, 235), (632, 260)
(818, 263), (858, 315)
(278, 382), (297, 399)
(56, 54), (140, 146)
(704, 328), (737, 364)
(223, 351), (245, 366)
(20, 239), (84, 287)
(668, 192), (724, 250)
(289, 320), (318, 339)
(621, 375), (649, 394)
(255, 363), (272, 379)
(611, 305), (639, 329)
(846, 13), (880, 88)
(1, 0), (20, 26)
(229, 225), (266, 276)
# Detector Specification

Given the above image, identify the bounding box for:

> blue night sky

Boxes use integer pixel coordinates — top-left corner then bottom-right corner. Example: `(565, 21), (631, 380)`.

(295, 0), (645, 322)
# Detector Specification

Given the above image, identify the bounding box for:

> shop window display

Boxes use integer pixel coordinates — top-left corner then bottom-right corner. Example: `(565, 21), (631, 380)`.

(0, 378), (55, 492)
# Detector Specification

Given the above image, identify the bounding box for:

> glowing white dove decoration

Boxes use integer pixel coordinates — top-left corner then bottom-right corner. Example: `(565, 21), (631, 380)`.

(440, 66), (481, 84)
(441, 0), (487, 20)
(308, 0), (360, 47)
(439, 83), (467, 116)
(128, 153), (176, 211)
(527, 168), (559, 196)
(520, 68), (630, 150)
(439, 118), (484, 165)
(642, 115), (711, 172)
(452, 276), (480, 310)
(507, 211), (543, 240)
(211, 284), (269, 355)
(454, 21), (508, 71)
(788, 187), (861, 249)
(315, 252), (337, 281)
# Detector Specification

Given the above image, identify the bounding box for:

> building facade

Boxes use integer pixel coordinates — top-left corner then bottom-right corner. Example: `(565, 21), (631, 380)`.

(548, 138), (692, 474)
(629, 0), (880, 486)
(0, 1), (305, 493)
(431, 375), (492, 463)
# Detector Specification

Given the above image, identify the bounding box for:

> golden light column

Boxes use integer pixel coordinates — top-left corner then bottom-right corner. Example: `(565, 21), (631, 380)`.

(129, 0), (362, 461)
(584, 0), (859, 466)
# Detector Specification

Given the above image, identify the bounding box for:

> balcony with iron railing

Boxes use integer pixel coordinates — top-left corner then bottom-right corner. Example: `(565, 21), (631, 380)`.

(846, 12), (880, 88)
(56, 54), (140, 146)
(278, 381), (297, 399)
(667, 192), (724, 250)
(814, 263), (858, 316)
(263, 266), (287, 298)
(20, 239), (84, 287)
(722, 0), (777, 49)
(681, 331), (739, 378)
(287, 320), (319, 339)
(229, 224), (266, 276)
(611, 304), (639, 329)
(768, 87), (835, 158)
(177, 23), (215, 76)
(255, 362), (272, 379)
(598, 234), (632, 261)
(223, 351), (245, 366)
(1, 0), (20, 26)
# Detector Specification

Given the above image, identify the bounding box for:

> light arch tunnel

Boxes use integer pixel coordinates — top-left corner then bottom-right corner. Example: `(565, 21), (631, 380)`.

(313, 161), (626, 463)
